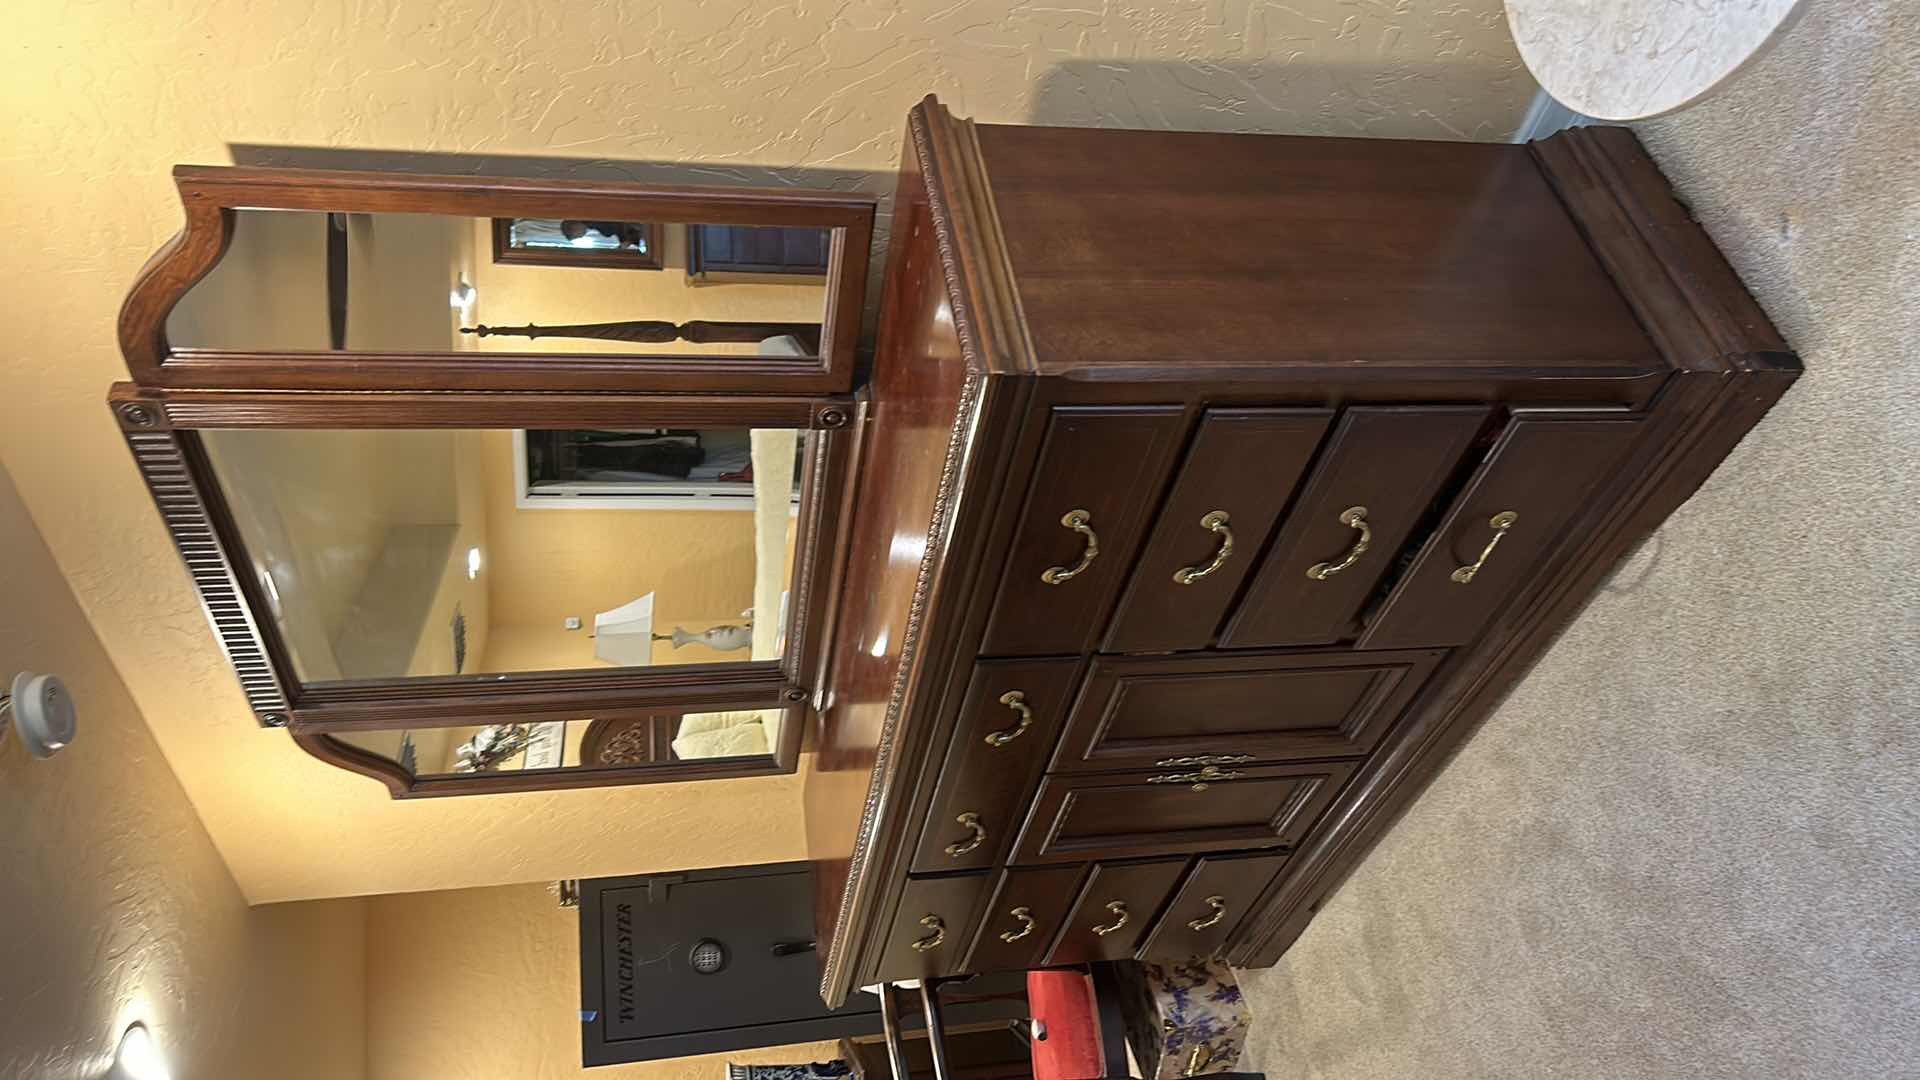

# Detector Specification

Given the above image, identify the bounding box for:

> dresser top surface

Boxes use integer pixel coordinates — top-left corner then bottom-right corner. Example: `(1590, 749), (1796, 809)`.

(969, 120), (1664, 384)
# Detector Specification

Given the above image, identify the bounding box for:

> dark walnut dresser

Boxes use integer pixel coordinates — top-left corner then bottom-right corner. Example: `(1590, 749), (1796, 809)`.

(804, 97), (1796, 1006)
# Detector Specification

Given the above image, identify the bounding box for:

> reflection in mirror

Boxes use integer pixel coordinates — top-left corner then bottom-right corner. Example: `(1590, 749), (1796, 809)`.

(166, 210), (832, 356)
(332, 708), (783, 774)
(198, 427), (806, 686)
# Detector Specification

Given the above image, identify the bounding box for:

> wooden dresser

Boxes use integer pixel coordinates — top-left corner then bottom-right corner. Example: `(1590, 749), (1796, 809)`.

(804, 97), (1796, 1005)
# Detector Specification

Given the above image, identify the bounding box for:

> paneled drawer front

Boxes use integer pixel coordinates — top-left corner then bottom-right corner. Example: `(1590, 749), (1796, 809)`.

(963, 865), (1088, 973)
(1360, 416), (1643, 649)
(1052, 649), (1444, 773)
(911, 659), (1082, 873)
(1104, 408), (1334, 653)
(1140, 852), (1291, 962)
(1012, 761), (1355, 864)
(871, 873), (992, 984)
(1043, 859), (1190, 965)
(1220, 406), (1490, 648)
(980, 406), (1186, 656)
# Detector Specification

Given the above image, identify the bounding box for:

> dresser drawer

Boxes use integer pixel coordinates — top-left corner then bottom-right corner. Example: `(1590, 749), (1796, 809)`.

(871, 873), (993, 984)
(963, 865), (1088, 973)
(1051, 649), (1443, 773)
(1011, 761), (1355, 864)
(1139, 852), (1291, 962)
(910, 659), (1081, 873)
(1043, 859), (1190, 965)
(1220, 406), (1489, 648)
(1104, 408), (1333, 653)
(1360, 415), (1643, 649)
(980, 406), (1186, 656)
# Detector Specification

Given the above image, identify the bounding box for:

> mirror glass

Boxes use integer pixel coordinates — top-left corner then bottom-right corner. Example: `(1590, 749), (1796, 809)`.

(331, 708), (786, 772)
(199, 427), (807, 686)
(167, 209), (832, 357)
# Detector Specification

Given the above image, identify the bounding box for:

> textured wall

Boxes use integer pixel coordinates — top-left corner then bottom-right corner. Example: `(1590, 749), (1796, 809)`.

(0, 462), (368, 1080)
(364, 884), (841, 1080)
(0, 0), (1534, 903)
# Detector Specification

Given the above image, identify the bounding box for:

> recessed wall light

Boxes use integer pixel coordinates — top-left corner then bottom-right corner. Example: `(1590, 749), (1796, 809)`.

(113, 1024), (170, 1080)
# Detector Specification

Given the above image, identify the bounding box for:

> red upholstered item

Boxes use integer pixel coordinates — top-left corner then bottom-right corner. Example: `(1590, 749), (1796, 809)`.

(1027, 970), (1107, 1080)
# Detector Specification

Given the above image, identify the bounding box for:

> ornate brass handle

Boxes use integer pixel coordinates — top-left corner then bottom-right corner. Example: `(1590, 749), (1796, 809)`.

(1091, 900), (1129, 937)
(1154, 753), (1255, 768)
(1186, 894), (1228, 931)
(1450, 510), (1519, 584)
(1172, 510), (1235, 585)
(999, 906), (1036, 943)
(943, 812), (987, 858)
(1306, 505), (1372, 580)
(984, 690), (1034, 747)
(910, 914), (946, 952)
(1146, 765), (1244, 791)
(1040, 510), (1099, 585)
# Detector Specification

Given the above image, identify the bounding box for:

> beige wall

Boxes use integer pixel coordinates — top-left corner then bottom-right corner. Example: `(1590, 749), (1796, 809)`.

(476, 429), (759, 672)
(365, 884), (837, 1080)
(0, 462), (368, 1080)
(0, 0), (1534, 903)
(169, 210), (466, 352)
(470, 219), (826, 355)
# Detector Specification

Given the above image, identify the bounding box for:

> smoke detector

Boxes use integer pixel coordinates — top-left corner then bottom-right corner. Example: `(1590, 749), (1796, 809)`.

(2, 672), (77, 758)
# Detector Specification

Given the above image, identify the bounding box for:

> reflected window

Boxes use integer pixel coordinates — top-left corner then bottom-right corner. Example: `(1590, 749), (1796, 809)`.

(687, 224), (831, 278)
(516, 428), (804, 511)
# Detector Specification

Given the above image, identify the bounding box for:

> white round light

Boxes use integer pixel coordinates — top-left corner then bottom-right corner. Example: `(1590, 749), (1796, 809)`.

(114, 1024), (170, 1080)
(3, 672), (77, 759)
(466, 547), (483, 580)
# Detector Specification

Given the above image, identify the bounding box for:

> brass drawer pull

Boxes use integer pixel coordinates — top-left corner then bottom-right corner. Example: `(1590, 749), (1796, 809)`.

(910, 914), (946, 952)
(944, 812), (987, 858)
(1172, 510), (1235, 585)
(1040, 509), (1099, 585)
(1186, 894), (1229, 931)
(984, 690), (1035, 747)
(999, 906), (1036, 943)
(1306, 505), (1371, 580)
(1451, 510), (1519, 584)
(1146, 765), (1244, 791)
(1154, 753), (1255, 768)
(1091, 900), (1129, 937)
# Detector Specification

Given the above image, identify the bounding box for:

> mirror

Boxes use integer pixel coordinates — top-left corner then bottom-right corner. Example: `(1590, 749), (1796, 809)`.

(331, 708), (787, 773)
(168, 210), (833, 358)
(198, 426), (807, 685)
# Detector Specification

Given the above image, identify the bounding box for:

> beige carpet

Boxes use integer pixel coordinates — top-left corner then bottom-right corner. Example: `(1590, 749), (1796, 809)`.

(1238, 3), (1920, 1077)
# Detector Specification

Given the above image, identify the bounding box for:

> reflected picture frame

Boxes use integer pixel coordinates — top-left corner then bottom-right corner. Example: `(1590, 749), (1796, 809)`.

(491, 217), (664, 270)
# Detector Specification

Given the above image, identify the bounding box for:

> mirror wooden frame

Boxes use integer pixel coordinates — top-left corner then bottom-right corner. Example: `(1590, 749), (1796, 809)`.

(106, 382), (863, 794)
(118, 165), (875, 394)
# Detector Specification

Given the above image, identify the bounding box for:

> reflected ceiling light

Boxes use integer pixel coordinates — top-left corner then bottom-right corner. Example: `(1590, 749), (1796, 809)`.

(113, 1024), (170, 1080)
(449, 277), (477, 311)
(466, 547), (483, 580)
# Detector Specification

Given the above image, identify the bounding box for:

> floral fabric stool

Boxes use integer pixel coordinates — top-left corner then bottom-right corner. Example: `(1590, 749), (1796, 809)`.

(1112, 958), (1253, 1077)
